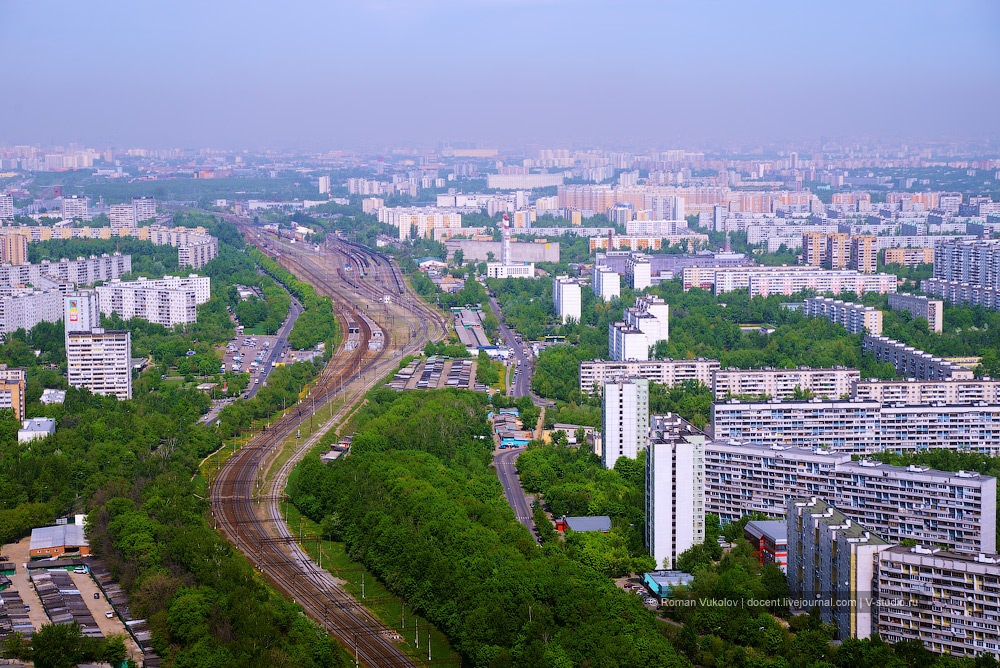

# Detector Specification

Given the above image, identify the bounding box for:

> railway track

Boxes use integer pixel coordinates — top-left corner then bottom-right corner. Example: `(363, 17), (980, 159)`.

(212, 220), (449, 666)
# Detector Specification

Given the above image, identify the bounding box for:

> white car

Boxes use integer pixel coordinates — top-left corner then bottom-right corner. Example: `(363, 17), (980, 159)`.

(105, 611), (114, 619)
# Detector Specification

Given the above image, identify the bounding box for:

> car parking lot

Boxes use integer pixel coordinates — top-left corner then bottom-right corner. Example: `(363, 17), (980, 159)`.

(220, 331), (285, 386)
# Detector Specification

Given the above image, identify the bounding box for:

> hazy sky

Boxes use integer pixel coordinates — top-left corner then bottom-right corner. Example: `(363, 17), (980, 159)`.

(2, 0), (998, 150)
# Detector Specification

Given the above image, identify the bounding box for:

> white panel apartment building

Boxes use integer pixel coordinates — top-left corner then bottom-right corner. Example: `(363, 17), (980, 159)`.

(711, 398), (1000, 455)
(95, 275), (212, 327)
(378, 207), (463, 240)
(922, 278), (1000, 312)
(704, 441), (996, 553)
(887, 293), (943, 332)
(624, 295), (669, 346)
(66, 327), (132, 400)
(579, 358), (719, 395)
(0, 288), (65, 334)
(592, 265), (621, 301)
(748, 270), (897, 298)
(876, 546), (1000, 659)
(608, 323), (649, 361)
(553, 276), (581, 324)
(712, 366), (859, 400)
(64, 291), (100, 336)
(61, 195), (89, 220)
(109, 204), (135, 228)
(601, 377), (649, 468)
(852, 378), (1000, 404)
(804, 297), (883, 335)
(863, 335), (974, 380)
(625, 253), (651, 290)
(646, 424), (706, 569)
(0, 194), (14, 219)
(0, 255), (131, 289)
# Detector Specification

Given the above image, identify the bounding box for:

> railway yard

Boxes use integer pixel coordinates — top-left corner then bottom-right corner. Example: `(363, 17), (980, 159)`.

(210, 219), (448, 667)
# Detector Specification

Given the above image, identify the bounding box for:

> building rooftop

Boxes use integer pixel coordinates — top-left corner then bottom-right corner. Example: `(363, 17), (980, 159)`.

(19, 418), (55, 433)
(563, 516), (612, 532)
(29, 524), (87, 551)
(791, 497), (888, 544)
(745, 520), (788, 542)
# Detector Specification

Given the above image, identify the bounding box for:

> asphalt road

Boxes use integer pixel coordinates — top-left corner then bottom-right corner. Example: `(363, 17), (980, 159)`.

(494, 446), (539, 542)
(247, 297), (303, 399)
(487, 295), (549, 404)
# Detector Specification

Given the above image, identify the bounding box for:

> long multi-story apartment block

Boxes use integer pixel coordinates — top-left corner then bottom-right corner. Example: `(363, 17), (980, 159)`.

(887, 293), (944, 332)
(712, 366), (858, 399)
(922, 278), (1000, 311)
(883, 247), (934, 267)
(852, 378), (1000, 404)
(704, 441), (996, 553)
(711, 399), (881, 454)
(646, 420), (706, 569)
(486, 174), (564, 190)
(0, 287), (66, 334)
(876, 545), (1000, 659)
(378, 207), (462, 240)
(553, 276), (581, 324)
(66, 327), (132, 400)
(711, 398), (1000, 455)
(788, 498), (889, 640)
(579, 358), (719, 395)
(933, 239), (1000, 288)
(804, 297), (883, 335)
(863, 335), (974, 380)
(95, 275), (211, 327)
(748, 269), (897, 298)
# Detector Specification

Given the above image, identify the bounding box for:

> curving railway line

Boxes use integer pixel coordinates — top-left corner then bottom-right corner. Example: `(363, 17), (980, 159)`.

(211, 219), (449, 667)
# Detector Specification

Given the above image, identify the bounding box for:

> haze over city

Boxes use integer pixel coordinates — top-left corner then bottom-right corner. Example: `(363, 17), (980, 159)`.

(3, 0), (999, 149)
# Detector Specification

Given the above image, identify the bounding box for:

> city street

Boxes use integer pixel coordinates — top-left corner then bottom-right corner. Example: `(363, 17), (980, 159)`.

(493, 446), (538, 543)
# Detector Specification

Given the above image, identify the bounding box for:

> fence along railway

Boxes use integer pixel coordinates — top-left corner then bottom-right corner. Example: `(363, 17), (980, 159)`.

(212, 220), (448, 667)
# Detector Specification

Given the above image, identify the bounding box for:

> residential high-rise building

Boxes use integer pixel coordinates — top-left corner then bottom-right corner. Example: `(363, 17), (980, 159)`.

(0, 364), (27, 421)
(0, 233), (28, 266)
(850, 235), (878, 273)
(876, 546), (1000, 659)
(95, 275), (211, 327)
(625, 253), (652, 290)
(788, 498), (889, 640)
(802, 232), (826, 266)
(0, 194), (14, 219)
(646, 418), (705, 569)
(851, 377), (1000, 404)
(887, 293), (943, 332)
(553, 276), (581, 324)
(704, 441), (996, 554)
(66, 327), (132, 400)
(623, 295), (669, 348)
(804, 297), (883, 335)
(318, 175), (331, 195)
(579, 358), (719, 395)
(63, 291), (100, 339)
(592, 265), (621, 301)
(131, 197), (156, 224)
(825, 232), (851, 269)
(378, 207), (462, 240)
(608, 322), (649, 362)
(601, 377), (649, 468)
(60, 195), (88, 220)
(109, 204), (135, 228)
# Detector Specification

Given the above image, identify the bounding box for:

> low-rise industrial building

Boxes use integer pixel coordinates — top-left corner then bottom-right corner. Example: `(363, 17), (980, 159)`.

(744, 520), (788, 572)
(29, 524), (89, 560)
(17, 417), (55, 443)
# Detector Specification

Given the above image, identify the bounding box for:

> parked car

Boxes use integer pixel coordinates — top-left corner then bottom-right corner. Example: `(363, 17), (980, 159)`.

(105, 611), (114, 618)
(94, 592), (100, 600)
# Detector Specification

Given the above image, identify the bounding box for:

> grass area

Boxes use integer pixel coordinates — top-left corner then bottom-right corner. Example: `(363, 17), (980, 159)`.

(281, 502), (461, 667)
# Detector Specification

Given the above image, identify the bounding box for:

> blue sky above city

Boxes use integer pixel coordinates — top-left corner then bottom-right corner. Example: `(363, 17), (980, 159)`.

(2, 0), (998, 149)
